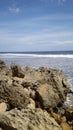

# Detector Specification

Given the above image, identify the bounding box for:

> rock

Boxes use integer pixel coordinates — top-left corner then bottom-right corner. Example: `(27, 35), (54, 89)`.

(60, 122), (72, 130)
(11, 63), (25, 78)
(0, 60), (12, 77)
(36, 83), (61, 108)
(0, 103), (7, 113)
(21, 80), (33, 88)
(0, 82), (30, 110)
(0, 64), (71, 111)
(12, 77), (24, 85)
(0, 128), (3, 130)
(0, 61), (72, 130)
(51, 111), (61, 124)
(0, 60), (6, 68)
(26, 98), (35, 109)
(64, 107), (73, 122)
(0, 108), (62, 130)
(36, 68), (70, 109)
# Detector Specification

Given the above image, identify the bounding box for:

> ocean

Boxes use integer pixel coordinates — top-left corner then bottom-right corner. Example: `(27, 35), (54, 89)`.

(0, 51), (73, 107)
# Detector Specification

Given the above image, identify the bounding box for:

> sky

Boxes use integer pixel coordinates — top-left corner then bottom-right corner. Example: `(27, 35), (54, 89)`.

(0, 0), (73, 52)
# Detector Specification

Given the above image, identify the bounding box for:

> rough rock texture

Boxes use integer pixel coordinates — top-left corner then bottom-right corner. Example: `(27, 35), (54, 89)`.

(0, 61), (71, 110)
(50, 108), (73, 130)
(64, 107), (73, 122)
(0, 60), (12, 77)
(0, 60), (72, 130)
(11, 63), (25, 78)
(0, 81), (29, 109)
(0, 108), (62, 130)
(35, 67), (70, 108)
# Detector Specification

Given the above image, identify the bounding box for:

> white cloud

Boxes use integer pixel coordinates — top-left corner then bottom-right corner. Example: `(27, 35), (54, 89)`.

(8, 4), (20, 13)
(9, 7), (20, 13)
(1, 31), (71, 46)
(0, 30), (73, 51)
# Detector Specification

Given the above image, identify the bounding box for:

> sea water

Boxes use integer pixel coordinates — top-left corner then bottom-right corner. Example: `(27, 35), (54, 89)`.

(0, 51), (73, 107)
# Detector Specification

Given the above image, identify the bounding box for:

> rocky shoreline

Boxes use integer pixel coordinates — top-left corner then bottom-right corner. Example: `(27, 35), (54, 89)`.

(0, 60), (73, 130)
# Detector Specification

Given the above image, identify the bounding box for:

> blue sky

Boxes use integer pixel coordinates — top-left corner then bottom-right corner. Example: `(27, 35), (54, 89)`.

(0, 0), (73, 52)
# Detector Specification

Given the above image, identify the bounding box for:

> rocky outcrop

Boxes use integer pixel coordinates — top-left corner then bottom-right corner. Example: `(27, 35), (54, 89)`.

(35, 67), (70, 109)
(11, 63), (25, 78)
(0, 81), (30, 109)
(0, 60), (72, 130)
(0, 108), (62, 130)
(0, 63), (70, 110)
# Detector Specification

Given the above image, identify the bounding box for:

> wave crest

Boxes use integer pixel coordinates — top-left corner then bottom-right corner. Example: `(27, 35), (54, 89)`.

(0, 53), (73, 58)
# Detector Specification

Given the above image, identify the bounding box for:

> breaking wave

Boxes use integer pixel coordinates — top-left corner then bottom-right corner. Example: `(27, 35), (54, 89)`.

(0, 53), (73, 58)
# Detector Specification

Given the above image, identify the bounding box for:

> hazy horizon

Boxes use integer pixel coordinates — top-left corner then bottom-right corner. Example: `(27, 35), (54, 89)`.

(0, 50), (73, 53)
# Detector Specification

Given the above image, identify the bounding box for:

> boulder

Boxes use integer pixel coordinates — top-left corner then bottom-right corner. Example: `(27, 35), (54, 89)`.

(11, 63), (25, 78)
(36, 67), (70, 109)
(36, 83), (60, 108)
(0, 62), (71, 111)
(0, 108), (62, 130)
(0, 82), (30, 110)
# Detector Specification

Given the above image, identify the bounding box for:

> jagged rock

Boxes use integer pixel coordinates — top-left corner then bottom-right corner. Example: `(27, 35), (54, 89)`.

(0, 82), (30, 110)
(36, 83), (60, 108)
(0, 61), (72, 130)
(11, 63), (25, 78)
(0, 108), (62, 130)
(36, 68), (70, 109)
(0, 63), (71, 111)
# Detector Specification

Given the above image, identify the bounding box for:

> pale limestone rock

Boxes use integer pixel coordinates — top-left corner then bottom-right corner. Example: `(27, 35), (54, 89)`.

(0, 103), (7, 113)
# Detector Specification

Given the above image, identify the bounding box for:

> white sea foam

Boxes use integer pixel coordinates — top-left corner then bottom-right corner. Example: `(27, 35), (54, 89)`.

(0, 53), (73, 58)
